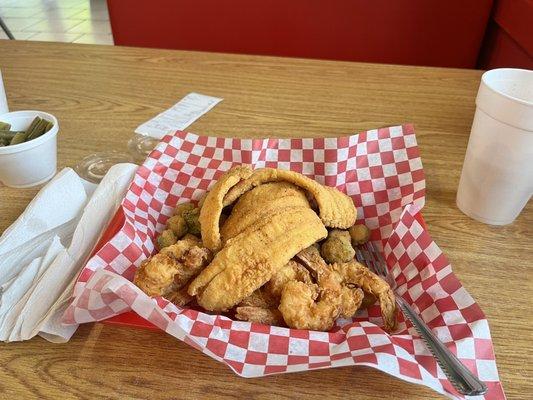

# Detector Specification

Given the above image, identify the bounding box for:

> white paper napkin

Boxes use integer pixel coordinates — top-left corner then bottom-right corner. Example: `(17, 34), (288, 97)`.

(31, 163), (137, 342)
(0, 163), (137, 342)
(0, 168), (87, 251)
(0, 168), (87, 286)
(0, 236), (65, 340)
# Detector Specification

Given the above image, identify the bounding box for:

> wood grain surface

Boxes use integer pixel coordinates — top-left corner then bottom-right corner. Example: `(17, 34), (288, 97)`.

(0, 41), (531, 400)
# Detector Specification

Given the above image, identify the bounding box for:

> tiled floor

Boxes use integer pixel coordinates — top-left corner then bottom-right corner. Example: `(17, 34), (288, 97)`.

(0, 0), (113, 45)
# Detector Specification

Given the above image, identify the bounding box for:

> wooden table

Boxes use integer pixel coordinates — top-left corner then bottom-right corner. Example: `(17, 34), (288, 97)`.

(0, 41), (530, 400)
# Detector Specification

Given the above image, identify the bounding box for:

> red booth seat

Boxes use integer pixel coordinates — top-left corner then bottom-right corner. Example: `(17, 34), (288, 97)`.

(478, 0), (533, 69)
(108, 0), (493, 68)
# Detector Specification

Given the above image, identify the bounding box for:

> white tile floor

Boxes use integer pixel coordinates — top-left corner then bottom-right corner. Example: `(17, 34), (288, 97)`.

(0, 0), (113, 45)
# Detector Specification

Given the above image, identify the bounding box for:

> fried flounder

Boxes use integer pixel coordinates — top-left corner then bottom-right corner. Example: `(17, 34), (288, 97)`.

(222, 168), (357, 229)
(220, 182), (309, 242)
(188, 207), (328, 311)
(199, 165), (253, 252)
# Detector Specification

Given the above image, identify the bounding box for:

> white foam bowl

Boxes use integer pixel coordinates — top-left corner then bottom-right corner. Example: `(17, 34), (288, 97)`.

(0, 110), (59, 188)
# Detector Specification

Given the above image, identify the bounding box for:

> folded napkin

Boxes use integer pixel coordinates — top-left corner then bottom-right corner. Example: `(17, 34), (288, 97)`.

(0, 163), (137, 342)
(0, 169), (87, 285)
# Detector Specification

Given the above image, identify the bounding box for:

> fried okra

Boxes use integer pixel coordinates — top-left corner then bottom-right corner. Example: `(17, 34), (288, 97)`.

(348, 224), (370, 246)
(156, 229), (177, 250)
(320, 229), (355, 264)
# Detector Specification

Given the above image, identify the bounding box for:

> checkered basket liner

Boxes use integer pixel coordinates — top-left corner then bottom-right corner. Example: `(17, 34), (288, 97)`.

(63, 124), (504, 399)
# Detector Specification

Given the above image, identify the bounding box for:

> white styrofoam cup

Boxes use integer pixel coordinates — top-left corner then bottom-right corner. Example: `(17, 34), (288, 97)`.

(456, 68), (533, 225)
(0, 110), (59, 188)
(0, 70), (8, 115)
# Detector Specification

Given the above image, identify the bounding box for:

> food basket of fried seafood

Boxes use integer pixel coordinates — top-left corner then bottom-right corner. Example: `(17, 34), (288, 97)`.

(63, 124), (504, 400)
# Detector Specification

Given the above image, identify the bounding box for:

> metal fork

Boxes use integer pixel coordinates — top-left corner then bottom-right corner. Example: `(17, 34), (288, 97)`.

(355, 243), (487, 396)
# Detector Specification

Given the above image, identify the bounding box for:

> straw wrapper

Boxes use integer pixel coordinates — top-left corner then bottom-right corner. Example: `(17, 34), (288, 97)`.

(64, 125), (504, 399)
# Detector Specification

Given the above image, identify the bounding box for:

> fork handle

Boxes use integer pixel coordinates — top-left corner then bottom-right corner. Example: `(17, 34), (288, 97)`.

(396, 296), (487, 396)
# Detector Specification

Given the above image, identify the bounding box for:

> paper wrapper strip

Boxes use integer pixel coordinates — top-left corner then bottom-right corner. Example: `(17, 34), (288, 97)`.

(64, 124), (504, 399)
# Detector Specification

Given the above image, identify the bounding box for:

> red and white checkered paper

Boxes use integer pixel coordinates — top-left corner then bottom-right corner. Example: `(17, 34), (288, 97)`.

(64, 124), (504, 399)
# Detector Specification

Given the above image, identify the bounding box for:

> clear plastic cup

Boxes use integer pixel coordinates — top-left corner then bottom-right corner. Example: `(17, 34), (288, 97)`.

(127, 133), (159, 164)
(74, 151), (133, 184)
(456, 68), (533, 225)
(0, 110), (59, 188)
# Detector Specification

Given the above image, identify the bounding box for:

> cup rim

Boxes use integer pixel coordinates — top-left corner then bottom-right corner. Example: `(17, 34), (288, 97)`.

(481, 68), (533, 107)
(0, 110), (59, 155)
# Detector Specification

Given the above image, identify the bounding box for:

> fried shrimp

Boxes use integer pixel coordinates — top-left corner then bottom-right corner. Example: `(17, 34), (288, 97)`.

(279, 278), (342, 331)
(167, 286), (194, 307)
(134, 236), (212, 306)
(296, 246), (363, 319)
(133, 253), (180, 297)
(278, 248), (345, 330)
(264, 260), (312, 301)
(332, 261), (397, 331)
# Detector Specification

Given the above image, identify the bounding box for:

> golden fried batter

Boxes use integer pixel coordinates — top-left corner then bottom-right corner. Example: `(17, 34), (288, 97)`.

(160, 234), (201, 258)
(199, 166), (253, 251)
(172, 246), (213, 287)
(235, 306), (285, 326)
(279, 278), (341, 331)
(221, 182), (309, 242)
(133, 253), (180, 297)
(264, 260), (312, 302)
(134, 236), (212, 305)
(222, 168), (356, 229)
(295, 246), (363, 320)
(167, 286), (194, 307)
(332, 260), (397, 331)
(338, 286), (365, 319)
(188, 207), (328, 311)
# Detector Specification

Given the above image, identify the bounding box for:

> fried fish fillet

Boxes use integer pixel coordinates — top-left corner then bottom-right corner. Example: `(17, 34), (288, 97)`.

(199, 165), (253, 252)
(188, 207), (327, 311)
(222, 168), (356, 229)
(220, 182), (310, 242)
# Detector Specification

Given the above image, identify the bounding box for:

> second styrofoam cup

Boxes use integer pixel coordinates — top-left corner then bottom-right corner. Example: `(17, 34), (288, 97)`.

(456, 68), (533, 225)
